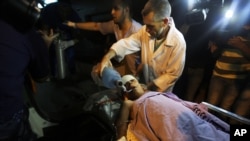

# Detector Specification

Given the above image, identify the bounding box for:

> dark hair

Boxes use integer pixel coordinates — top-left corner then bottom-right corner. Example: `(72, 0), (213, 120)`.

(142, 0), (171, 21)
(113, 0), (133, 17)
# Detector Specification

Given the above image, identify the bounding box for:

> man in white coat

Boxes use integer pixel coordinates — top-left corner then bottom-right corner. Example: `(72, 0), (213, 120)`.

(95, 0), (186, 92)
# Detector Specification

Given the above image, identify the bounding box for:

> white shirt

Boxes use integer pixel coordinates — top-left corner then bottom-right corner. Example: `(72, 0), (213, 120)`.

(111, 18), (186, 92)
(99, 19), (142, 75)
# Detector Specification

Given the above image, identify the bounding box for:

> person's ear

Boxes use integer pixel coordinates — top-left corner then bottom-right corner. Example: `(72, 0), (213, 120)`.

(162, 18), (169, 25)
(124, 6), (130, 13)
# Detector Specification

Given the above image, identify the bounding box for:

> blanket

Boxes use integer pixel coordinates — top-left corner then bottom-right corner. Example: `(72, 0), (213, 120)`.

(128, 92), (230, 141)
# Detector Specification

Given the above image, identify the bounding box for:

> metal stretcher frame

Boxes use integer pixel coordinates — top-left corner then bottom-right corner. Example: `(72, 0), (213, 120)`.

(201, 102), (250, 125)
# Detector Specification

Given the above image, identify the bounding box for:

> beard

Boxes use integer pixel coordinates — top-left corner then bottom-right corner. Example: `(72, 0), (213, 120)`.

(149, 26), (166, 39)
(113, 12), (126, 25)
(155, 26), (166, 39)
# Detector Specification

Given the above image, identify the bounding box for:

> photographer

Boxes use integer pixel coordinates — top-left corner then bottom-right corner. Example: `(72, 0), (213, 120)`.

(0, 0), (58, 140)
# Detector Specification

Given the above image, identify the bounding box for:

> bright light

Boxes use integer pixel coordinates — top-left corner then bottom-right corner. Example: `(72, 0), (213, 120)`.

(44, 0), (58, 4)
(225, 9), (233, 19)
(37, 0), (58, 8)
(187, 0), (196, 10)
(37, 3), (43, 8)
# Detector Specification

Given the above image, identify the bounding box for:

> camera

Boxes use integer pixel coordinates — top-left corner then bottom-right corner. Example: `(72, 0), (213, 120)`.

(0, 0), (40, 33)
(186, 0), (225, 25)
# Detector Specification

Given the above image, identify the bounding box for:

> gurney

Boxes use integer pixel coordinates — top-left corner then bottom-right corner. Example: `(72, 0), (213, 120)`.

(94, 67), (250, 125)
(88, 67), (250, 140)
(24, 67), (250, 141)
(201, 102), (250, 125)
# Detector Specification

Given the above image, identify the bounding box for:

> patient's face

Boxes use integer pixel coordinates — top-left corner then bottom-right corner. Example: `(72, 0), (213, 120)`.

(124, 79), (145, 100)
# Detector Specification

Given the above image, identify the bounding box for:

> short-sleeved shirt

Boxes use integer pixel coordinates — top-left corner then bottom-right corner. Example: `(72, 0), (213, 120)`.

(0, 20), (50, 119)
(99, 19), (142, 75)
(99, 20), (142, 39)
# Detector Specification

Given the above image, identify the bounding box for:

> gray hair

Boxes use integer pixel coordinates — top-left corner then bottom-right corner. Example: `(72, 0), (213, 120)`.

(142, 0), (171, 21)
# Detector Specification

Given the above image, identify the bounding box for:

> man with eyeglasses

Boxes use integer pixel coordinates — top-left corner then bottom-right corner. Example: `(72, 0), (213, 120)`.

(95, 0), (186, 92)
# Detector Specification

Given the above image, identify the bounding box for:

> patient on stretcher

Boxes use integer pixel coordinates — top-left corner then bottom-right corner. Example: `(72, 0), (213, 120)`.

(115, 75), (230, 141)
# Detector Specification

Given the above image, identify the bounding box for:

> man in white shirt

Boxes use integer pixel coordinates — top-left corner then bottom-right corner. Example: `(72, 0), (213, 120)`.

(95, 0), (186, 92)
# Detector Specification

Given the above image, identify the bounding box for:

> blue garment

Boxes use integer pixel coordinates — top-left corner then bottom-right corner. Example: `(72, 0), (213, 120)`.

(0, 19), (50, 139)
(101, 67), (122, 89)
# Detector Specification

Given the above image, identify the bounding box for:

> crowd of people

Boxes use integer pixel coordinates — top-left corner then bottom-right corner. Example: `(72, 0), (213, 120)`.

(0, 0), (249, 140)
(89, 0), (249, 140)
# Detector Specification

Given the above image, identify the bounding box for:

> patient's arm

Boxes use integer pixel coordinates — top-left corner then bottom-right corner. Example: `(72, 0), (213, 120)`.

(115, 100), (134, 140)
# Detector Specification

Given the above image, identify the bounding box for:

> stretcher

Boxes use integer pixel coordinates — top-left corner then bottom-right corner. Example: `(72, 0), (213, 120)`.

(201, 102), (250, 125)
(24, 67), (250, 141)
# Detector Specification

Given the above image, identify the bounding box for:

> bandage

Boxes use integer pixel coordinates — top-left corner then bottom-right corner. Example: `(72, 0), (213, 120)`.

(121, 75), (136, 85)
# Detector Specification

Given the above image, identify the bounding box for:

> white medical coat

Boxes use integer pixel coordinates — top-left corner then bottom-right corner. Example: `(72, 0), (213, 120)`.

(111, 18), (186, 92)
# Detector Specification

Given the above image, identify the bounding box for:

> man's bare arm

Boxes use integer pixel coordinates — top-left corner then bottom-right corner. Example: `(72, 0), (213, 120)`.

(96, 49), (117, 76)
(65, 21), (100, 31)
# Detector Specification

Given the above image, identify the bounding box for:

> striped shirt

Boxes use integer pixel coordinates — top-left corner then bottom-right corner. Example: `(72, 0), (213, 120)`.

(213, 47), (250, 79)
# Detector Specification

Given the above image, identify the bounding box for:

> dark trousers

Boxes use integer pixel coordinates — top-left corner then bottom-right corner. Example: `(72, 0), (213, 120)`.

(0, 107), (37, 141)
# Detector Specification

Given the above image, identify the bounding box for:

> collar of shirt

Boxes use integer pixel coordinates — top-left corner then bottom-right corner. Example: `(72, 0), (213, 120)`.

(164, 17), (175, 47)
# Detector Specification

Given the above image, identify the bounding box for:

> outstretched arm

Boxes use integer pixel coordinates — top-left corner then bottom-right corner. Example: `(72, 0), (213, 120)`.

(94, 49), (116, 76)
(65, 21), (101, 31)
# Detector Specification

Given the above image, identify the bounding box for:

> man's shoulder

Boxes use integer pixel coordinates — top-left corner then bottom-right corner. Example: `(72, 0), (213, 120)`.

(166, 26), (186, 48)
(131, 19), (142, 29)
(132, 19), (142, 26)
